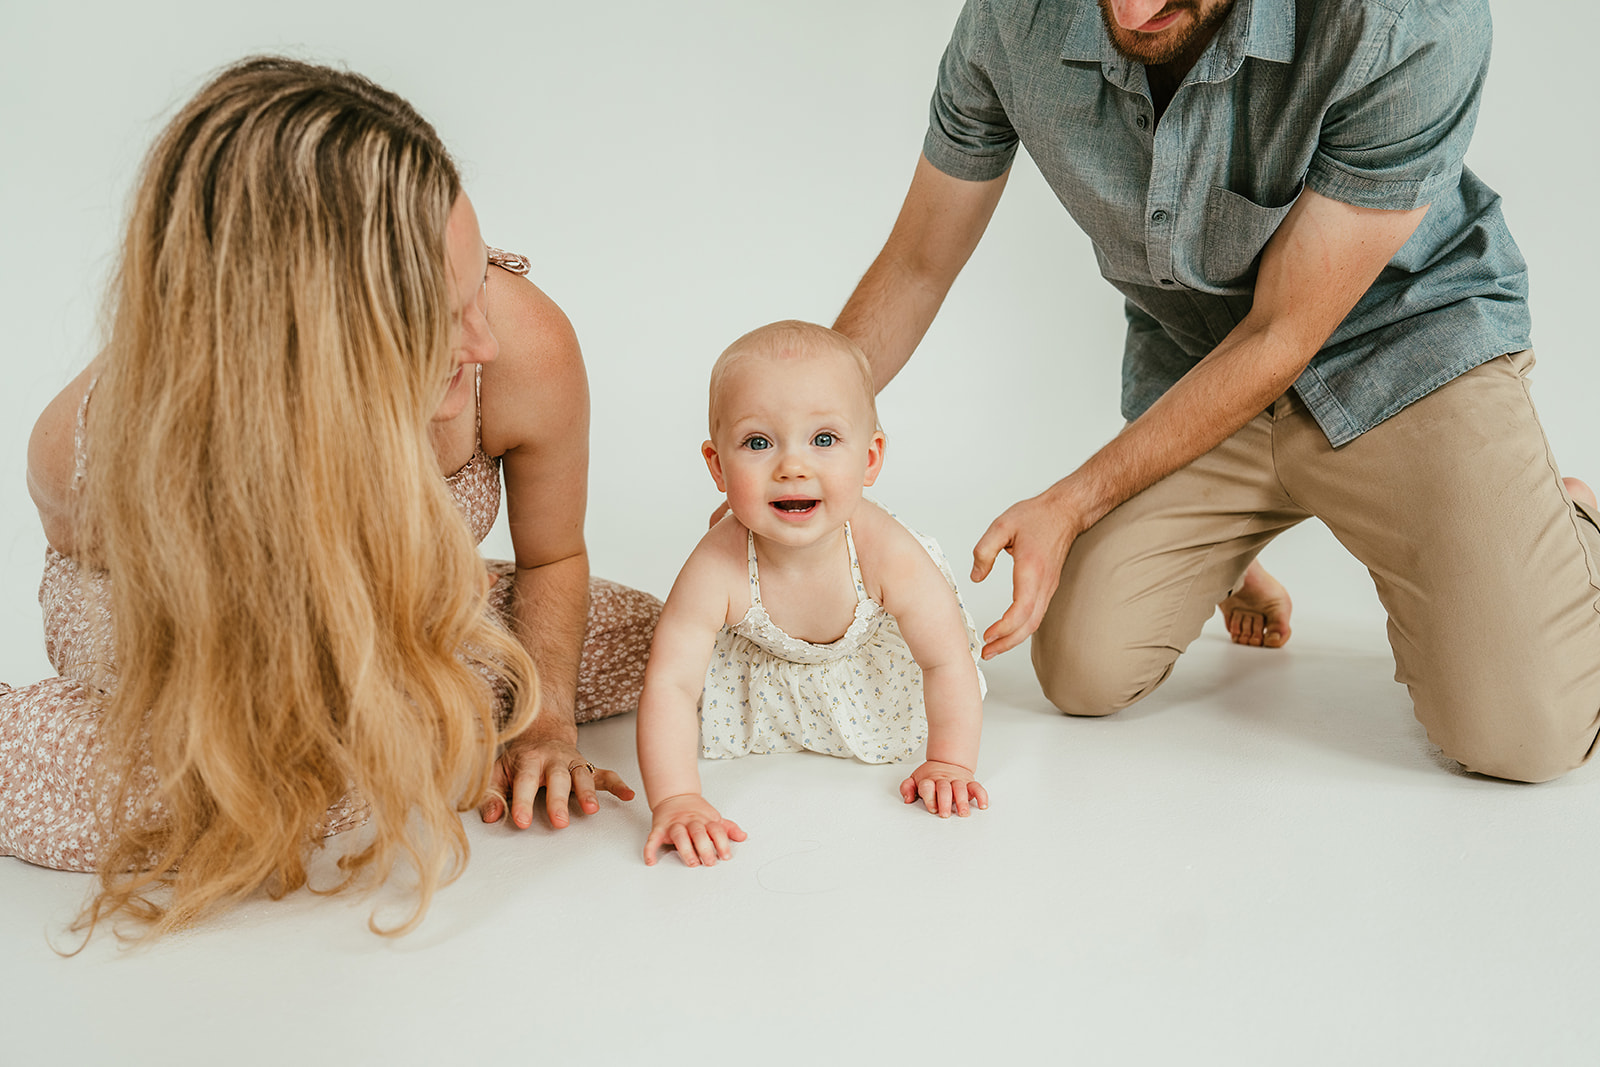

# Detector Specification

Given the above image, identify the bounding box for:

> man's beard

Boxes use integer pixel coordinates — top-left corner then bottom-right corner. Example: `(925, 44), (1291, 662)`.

(1097, 0), (1234, 66)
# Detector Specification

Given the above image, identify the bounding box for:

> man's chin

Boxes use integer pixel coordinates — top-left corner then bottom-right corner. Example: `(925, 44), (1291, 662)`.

(1107, 24), (1195, 65)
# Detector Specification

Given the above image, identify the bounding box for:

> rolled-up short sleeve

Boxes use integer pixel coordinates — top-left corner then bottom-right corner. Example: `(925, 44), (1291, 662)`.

(923, 0), (1019, 182)
(1307, 0), (1491, 211)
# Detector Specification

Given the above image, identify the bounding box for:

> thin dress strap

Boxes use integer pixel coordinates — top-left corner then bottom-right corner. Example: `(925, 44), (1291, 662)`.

(473, 362), (483, 445)
(486, 246), (530, 276)
(745, 528), (762, 606)
(73, 375), (98, 487)
(843, 521), (869, 603)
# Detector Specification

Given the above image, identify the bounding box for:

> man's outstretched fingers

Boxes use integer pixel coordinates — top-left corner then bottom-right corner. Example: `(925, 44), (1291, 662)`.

(971, 518), (1015, 582)
(982, 586), (1040, 657)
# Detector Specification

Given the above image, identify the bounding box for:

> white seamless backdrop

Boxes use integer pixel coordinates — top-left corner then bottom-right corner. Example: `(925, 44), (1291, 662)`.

(1, 3), (1594, 675)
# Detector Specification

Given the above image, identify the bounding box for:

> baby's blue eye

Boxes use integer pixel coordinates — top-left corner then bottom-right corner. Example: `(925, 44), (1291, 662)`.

(746, 435), (771, 451)
(813, 433), (835, 447)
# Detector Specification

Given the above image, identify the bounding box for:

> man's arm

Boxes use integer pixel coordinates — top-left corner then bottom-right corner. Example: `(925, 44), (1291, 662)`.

(972, 189), (1429, 657)
(834, 154), (1009, 390)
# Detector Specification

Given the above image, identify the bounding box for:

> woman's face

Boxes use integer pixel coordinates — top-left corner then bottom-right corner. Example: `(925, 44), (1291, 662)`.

(433, 193), (496, 423)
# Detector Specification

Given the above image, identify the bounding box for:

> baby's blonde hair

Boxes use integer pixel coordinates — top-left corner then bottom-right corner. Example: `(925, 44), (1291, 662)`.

(708, 320), (877, 438)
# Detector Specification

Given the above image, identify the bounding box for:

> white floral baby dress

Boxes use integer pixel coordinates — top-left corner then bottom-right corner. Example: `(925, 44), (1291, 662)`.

(698, 512), (986, 764)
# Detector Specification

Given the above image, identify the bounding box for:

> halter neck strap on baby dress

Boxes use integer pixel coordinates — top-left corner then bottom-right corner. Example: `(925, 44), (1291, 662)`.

(844, 522), (867, 602)
(744, 522), (868, 609)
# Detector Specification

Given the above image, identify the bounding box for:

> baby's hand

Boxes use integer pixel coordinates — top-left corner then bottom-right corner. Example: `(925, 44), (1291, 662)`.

(899, 760), (988, 818)
(644, 793), (747, 867)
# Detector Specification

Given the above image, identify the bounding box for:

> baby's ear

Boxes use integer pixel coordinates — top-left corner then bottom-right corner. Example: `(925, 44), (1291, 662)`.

(862, 429), (887, 488)
(702, 440), (728, 492)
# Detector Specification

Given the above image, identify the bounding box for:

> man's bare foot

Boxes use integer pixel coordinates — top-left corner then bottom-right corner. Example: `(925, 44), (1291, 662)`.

(1566, 477), (1597, 511)
(1218, 560), (1292, 648)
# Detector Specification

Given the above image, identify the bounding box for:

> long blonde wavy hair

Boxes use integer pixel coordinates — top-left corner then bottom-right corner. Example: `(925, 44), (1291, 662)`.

(72, 56), (538, 941)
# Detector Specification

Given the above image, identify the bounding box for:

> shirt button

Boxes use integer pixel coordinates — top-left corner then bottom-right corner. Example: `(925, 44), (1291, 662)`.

(1151, 210), (1168, 223)
(1136, 114), (1149, 129)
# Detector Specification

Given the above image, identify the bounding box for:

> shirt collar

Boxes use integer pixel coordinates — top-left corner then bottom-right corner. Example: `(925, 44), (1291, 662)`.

(1060, 0), (1296, 87)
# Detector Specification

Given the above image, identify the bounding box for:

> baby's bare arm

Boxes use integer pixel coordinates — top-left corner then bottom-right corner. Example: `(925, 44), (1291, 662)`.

(637, 523), (749, 864)
(858, 509), (988, 817)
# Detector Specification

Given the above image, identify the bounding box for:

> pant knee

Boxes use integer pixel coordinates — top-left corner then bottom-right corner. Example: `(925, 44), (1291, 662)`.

(1031, 634), (1178, 718)
(1427, 703), (1596, 784)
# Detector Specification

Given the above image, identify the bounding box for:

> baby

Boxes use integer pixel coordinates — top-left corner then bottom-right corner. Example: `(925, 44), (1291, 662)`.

(637, 320), (988, 867)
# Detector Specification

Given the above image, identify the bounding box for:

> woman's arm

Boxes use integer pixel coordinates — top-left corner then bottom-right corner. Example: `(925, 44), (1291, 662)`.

(475, 267), (627, 830)
(26, 362), (99, 558)
(638, 524), (746, 866)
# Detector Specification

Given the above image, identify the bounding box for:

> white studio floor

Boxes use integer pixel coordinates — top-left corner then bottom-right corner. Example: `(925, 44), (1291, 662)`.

(5, 540), (1599, 1065)
(3, 2), (1599, 1064)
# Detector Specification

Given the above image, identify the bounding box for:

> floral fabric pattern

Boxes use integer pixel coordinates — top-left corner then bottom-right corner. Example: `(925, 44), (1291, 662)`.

(699, 511), (985, 765)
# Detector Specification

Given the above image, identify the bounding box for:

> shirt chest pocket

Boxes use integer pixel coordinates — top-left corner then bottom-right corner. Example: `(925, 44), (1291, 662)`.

(1199, 179), (1304, 289)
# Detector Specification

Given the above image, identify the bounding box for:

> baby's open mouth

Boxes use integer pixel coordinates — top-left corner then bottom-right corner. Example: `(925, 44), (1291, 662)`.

(771, 499), (819, 514)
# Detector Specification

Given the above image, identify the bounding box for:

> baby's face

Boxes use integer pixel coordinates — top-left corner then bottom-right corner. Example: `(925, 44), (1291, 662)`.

(704, 347), (883, 549)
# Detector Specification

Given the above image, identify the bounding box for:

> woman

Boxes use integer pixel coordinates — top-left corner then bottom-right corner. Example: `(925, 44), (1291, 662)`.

(1, 57), (658, 938)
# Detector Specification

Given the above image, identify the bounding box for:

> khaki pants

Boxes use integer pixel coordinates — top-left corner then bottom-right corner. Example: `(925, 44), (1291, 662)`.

(1033, 351), (1600, 782)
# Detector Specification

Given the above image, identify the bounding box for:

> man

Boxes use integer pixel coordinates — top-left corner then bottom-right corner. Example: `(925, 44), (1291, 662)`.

(834, 0), (1600, 780)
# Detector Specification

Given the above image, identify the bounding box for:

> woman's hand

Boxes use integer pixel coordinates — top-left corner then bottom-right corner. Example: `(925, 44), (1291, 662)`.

(899, 760), (988, 818)
(480, 733), (634, 829)
(643, 794), (746, 867)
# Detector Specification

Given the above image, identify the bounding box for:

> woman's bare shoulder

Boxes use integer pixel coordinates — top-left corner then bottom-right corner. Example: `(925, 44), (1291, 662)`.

(26, 362), (99, 556)
(479, 265), (586, 457)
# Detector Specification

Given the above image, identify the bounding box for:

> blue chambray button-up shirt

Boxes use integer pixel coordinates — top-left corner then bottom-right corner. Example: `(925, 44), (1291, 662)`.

(924, 0), (1531, 446)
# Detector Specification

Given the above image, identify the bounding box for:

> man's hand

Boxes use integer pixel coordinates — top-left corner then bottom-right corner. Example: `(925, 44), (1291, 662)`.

(480, 733), (634, 830)
(899, 760), (988, 818)
(643, 793), (746, 867)
(970, 483), (1084, 659)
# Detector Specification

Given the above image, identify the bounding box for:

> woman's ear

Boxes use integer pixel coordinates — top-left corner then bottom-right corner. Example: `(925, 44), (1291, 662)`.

(702, 440), (728, 492)
(862, 429), (887, 488)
